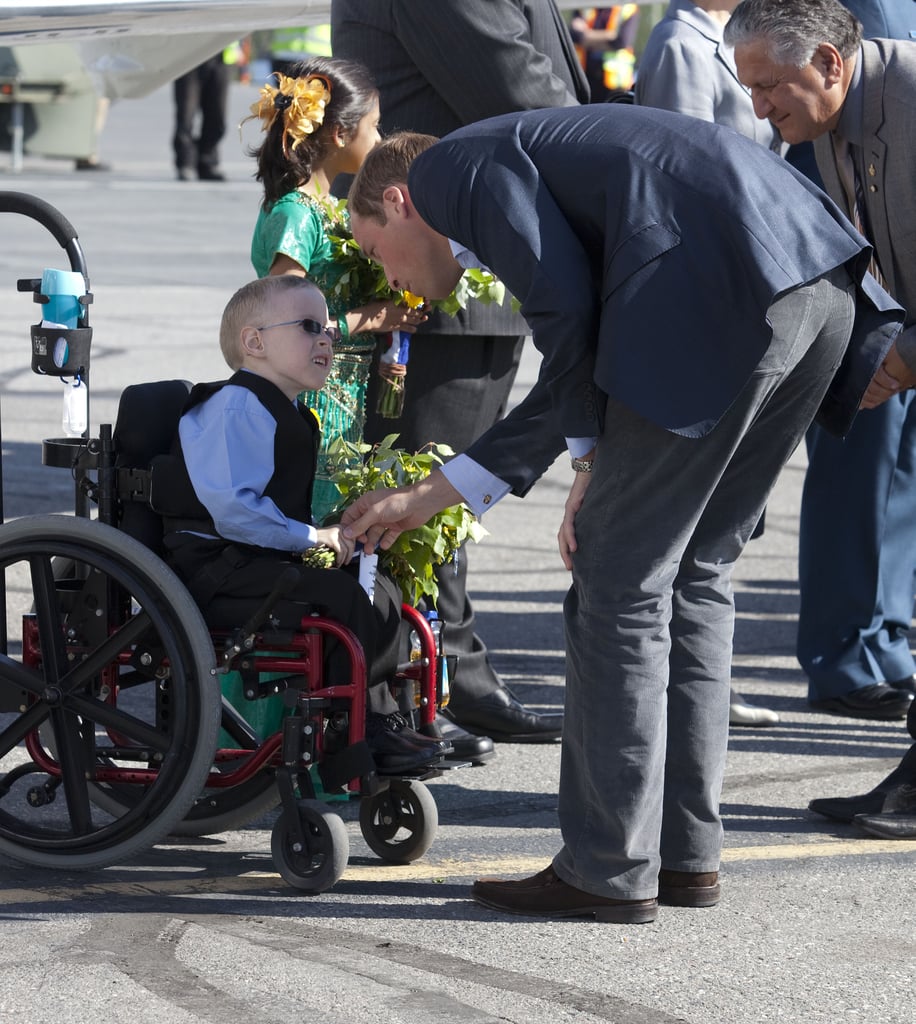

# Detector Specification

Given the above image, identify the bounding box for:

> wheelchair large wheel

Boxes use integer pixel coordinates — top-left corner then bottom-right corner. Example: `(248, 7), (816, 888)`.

(270, 798), (349, 893)
(358, 778), (438, 864)
(85, 700), (282, 837)
(0, 515), (221, 869)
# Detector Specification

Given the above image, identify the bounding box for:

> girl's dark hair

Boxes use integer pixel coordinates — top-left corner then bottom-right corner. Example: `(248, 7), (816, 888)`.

(250, 56), (378, 208)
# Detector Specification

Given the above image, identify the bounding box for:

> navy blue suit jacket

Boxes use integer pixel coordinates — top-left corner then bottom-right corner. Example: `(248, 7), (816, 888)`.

(408, 105), (904, 495)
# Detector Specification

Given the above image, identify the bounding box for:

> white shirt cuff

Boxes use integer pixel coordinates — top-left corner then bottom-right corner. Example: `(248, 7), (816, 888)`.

(566, 436), (598, 458)
(440, 454), (511, 518)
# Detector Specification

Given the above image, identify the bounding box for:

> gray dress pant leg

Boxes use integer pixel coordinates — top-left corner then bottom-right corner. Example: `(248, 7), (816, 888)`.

(553, 267), (855, 900)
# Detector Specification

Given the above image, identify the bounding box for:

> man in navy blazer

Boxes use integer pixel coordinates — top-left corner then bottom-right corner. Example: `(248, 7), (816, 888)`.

(341, 105), (900, 922)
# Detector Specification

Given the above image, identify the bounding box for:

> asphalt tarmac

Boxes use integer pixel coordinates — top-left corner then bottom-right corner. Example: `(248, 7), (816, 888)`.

(0, 82), (912, 1024)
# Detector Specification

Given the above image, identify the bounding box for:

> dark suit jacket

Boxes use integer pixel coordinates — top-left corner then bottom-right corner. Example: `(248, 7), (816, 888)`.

(331, 0), (589, 336)
(407, 105), (904, 494)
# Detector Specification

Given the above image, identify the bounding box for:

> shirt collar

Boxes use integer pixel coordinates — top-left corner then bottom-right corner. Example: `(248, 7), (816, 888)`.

(834, 46), (864, 147)
(448, 237), (489, 271)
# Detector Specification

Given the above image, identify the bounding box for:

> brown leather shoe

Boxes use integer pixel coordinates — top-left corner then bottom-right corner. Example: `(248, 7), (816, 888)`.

(657, 869), (720, 907)
(471, 865), (658, 923)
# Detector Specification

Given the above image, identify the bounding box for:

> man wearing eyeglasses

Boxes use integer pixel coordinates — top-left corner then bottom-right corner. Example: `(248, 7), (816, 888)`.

(160, 274), (452, 777)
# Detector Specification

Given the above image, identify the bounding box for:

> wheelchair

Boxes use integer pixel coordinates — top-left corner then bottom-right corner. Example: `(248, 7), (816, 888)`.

(0, 192), (454, 893)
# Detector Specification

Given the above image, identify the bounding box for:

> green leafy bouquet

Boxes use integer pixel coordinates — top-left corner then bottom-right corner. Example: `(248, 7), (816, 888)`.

(322, 433), (488, 606)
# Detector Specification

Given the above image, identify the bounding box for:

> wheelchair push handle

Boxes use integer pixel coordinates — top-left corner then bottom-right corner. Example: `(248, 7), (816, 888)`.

(1, 191), (94, 380)
(0, 191), (88, 276)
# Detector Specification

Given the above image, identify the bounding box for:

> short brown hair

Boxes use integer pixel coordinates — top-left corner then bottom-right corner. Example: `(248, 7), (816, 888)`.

(219, 276), (322, 369)
(348, 131), (439, 223)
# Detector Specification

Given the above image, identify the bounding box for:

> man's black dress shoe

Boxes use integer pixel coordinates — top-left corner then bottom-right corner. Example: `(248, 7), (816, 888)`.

(889, 675), (916, 695)
(855, 812), (916, 838)
(471, 865), (658, 923)
(809, 743), (916, 822)
(366, 712), (452, 774)
(808, 789), (888, 822)
(443, 687), (562, 743)
(809, 682), (914, 720)
(428, 713), (495, 765)
(854, 782), (916, 838)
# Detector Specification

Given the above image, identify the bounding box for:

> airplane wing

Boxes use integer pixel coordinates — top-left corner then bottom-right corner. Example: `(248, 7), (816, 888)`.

(1, 1), (332, 98)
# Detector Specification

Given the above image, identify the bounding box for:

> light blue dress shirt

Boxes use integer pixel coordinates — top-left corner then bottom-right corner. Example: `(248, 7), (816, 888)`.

(178, 375), (318, 552)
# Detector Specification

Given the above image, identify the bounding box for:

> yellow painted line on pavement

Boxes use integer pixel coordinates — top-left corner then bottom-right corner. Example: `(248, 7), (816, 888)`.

(3, 838), (911, 902)
(318, 838), (915, 882)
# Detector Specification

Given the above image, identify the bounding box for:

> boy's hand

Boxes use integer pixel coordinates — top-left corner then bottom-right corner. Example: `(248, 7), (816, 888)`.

(314, 525), (356, 566)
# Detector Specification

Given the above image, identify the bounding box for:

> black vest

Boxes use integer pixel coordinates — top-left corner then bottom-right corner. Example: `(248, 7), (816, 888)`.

(158, 370), (321, 553)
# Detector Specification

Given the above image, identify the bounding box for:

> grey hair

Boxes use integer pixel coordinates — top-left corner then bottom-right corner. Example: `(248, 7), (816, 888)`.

(724, 0), (862, 67)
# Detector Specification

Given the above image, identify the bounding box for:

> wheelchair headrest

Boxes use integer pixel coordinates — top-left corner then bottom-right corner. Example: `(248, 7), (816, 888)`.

(113, 379), (192, 466)
(112, 380), (192, 555)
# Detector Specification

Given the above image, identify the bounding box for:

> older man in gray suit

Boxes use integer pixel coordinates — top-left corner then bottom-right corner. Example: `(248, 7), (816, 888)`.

(340, 105), (901, 921)
(331, 0), (589, 748)
(728, 0), (916, 724)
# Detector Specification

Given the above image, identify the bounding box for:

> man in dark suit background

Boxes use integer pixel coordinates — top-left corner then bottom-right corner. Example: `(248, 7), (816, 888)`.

(330, 0), (589, 746)
(340, 107), (900, 921)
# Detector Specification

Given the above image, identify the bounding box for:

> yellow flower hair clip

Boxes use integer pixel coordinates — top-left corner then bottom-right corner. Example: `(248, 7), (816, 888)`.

(248, 72), (331, 157)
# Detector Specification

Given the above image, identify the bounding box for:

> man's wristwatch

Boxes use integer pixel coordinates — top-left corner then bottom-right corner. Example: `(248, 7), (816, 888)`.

(571, 456), (594, 473)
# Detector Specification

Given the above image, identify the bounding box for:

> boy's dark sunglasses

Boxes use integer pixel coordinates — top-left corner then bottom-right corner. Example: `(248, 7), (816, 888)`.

(257, 317), (342, 344)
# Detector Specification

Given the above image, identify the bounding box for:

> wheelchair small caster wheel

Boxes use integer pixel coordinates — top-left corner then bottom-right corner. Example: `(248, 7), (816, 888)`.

(26, 782), (57, 807)
(270, 799), (349, 893)
(359, 778), (438, 864)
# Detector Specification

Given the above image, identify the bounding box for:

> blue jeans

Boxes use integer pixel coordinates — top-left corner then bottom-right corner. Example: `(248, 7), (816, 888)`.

(553, 268), (855, 899)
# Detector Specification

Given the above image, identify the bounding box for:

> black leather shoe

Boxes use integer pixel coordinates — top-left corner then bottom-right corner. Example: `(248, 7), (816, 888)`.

(809, 744), (916, 822)
(443, 687), (562, 743)
(366, 713), (452, 774)
(889, 675), (916, 695)
(854, 783), (916, 838)
(198, 166), (226, 181)
(472, 865), (658, 923)
(428, 713), (496, 765)
(809, 790), (888, 821)
(855, 812), (916, 838)
(809, 683), (914, 720)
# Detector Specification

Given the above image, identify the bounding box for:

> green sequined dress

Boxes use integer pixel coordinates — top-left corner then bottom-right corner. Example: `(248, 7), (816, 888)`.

(252, 191), (374, 524)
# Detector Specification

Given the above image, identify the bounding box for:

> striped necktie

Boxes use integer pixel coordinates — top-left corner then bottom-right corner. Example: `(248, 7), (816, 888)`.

(832, 134), (888, 293)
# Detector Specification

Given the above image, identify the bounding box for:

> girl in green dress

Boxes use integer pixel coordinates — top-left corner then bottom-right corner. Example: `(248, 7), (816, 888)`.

(247, 57), (426, 522)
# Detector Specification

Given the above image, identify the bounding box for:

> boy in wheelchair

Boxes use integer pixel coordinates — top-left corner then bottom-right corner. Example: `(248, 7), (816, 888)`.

(158, 275), (452, 775)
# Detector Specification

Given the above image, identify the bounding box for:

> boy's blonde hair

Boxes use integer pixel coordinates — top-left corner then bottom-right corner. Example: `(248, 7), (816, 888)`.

(348, 131), (438, 223)
(219, 276), (323, 369)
